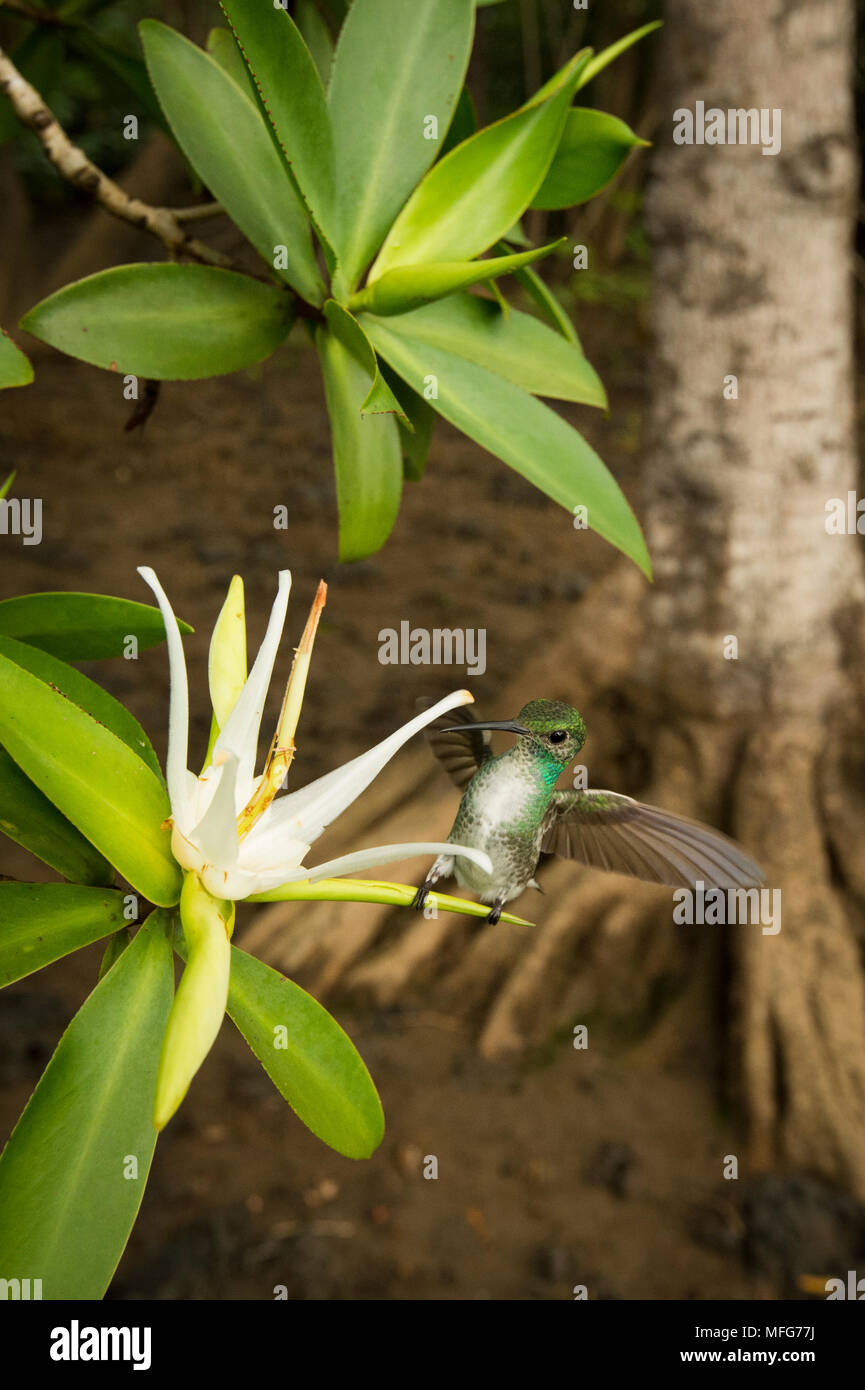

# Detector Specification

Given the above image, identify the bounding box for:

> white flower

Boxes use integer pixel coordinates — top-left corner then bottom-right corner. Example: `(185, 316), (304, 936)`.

(138, 566), (491, 901)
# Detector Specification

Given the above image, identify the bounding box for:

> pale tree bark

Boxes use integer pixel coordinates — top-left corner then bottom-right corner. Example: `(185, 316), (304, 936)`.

(641, 0), (865, 1193)
(244, 0), (865, 1195)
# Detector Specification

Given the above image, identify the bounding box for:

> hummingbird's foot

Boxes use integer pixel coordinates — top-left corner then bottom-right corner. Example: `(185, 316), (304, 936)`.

(411, 882), (431, 912)
(486, 898), (506, 925)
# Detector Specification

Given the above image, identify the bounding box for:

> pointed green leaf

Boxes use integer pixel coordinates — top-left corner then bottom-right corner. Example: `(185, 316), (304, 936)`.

(21, 264), (295, 381)
(441, 85), (476, 158)
(350, 238), (564, 316)
(532, 108), (649, 210)
(0, 635), (162, 779)
(366, 321), (650, 576)
(0, 330), (33, 389)
(219, 0), (337, 248)
(362, 292), (605, 406)
(316, 320), (403, 561)
(509, 258), (580, 344)
(248, 876), (532, 925)
(206, 26), (259, 102)
(226, 944), (384, 1159)
(380, 366), (436, 481)
(501, 219), (532, 248)
(0, 590), (191, 661)
(370, 47), (591, 279)
(296, 0), (334, 85)
(323, 301), (407, 419)
(328, 0), (475, 288)
(0, 912), (173, 1299)
(0, 883), (126, 987)
(98, 927), (132, 981)
(0, 655), (181, 906)
(0, 749), (114, 886)
(574, 21), (663, 92)
(0, 472), (13, 500)
(139, 20), (324, 303)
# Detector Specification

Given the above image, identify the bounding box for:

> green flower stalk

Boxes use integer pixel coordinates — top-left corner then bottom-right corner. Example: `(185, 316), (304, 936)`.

(154, 872), (233, 1129)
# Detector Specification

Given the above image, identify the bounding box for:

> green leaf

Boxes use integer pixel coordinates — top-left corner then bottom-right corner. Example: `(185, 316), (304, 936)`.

(501, 219), (532, 248)
(365, 320), (651, 576)
(0, 749), (114, 886)
(0, 329), (33, 390)
(532, 108), (648, 210)
(248, 877), (532, 925)
(0, 912), (173, 1299)
(0, 472), (13, 500)
(369, 47), (591, 279)
(328, 0), (475, 289)
(362, 292), (605, 407)
(0, 883), (127, 987)
(226, 944), (384, 1159)
(21, 264), (295, 381)
(98, 927), (131, 981)
(0, 590), (191, 661)
(316, 320), (403, 561)
(350, 238), (564, 316)
(205, 27), (259, 102)
(219, 0), (337, 249)
(296, 0), (334, 85)
(509, 258), (580, 345)
(0, 655), (181, 906)
(323, 300), (407, 419)
(380, 366), (436, 481)
(574, 21), (663, 92)
(0, 635), (162, 779)
(441, 85), (476, 159)
(139, 20), (324, 303)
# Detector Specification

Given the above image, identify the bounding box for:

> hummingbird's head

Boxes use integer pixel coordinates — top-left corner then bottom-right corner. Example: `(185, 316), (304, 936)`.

(515, 699), (587, 766)
(440, 699), (587, 768)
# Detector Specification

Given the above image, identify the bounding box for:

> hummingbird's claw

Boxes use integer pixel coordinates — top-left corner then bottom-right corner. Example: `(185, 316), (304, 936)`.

(486, 899), (505, 925)
(411, 883), (430, 912)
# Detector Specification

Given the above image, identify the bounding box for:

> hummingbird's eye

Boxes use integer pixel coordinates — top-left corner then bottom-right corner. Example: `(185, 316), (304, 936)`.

(548, 730), (567, 744)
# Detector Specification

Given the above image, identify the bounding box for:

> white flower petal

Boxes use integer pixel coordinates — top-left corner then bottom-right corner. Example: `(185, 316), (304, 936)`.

(237, 830), (308, 877)
(190, 753), (240, 868)
(199, 859), (302, 901)
(264, 690), (475, 845)
(138, 566), (190, 818)
(213, 569), (291, 795)
(287, 840), (493, 883)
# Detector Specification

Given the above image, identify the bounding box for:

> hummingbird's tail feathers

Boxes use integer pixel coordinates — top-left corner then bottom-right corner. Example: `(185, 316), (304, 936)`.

(415, 696), (492, 789)
(541, 789), (765, 891)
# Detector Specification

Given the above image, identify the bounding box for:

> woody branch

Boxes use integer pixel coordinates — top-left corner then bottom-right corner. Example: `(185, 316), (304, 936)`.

(0, 42), (232, 269)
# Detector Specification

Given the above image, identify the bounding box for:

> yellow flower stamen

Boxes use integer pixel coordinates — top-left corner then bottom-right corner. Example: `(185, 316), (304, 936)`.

(236, 580), (327, 840)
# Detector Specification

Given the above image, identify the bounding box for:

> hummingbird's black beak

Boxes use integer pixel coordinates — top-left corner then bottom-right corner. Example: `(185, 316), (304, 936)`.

(439, 718), (533, 736)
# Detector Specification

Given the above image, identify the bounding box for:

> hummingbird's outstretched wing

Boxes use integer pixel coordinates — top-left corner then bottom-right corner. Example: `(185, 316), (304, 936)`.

(416, 698), (492, 789)
(541, 790), (764, 890)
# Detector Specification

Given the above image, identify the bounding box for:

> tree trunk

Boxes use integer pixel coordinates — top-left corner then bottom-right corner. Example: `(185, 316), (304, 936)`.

(640, 0), (865, 1193)
(244, 0), (865, 1196)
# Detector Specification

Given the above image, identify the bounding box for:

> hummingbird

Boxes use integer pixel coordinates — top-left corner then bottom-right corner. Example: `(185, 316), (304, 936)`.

(412, 698), (764, 924)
